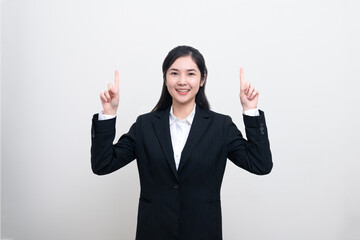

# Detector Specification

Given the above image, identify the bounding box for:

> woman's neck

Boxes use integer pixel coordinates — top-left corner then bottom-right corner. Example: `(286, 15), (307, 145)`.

(172, 101), (195, 120)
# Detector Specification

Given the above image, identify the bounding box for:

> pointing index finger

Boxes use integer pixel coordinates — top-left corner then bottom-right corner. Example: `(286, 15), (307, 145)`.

(114, 69), (119, 89)
(240, 67), (245, 88)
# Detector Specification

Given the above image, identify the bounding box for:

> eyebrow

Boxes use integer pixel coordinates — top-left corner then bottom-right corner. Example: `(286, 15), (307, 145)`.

(169, 68), (198, 72)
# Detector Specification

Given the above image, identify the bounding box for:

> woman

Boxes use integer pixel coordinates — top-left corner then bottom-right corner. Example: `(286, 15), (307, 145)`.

(91, 45), (272, 240)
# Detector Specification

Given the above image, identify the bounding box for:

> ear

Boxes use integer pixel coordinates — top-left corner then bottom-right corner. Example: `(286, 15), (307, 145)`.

(200, 76), (205, 87)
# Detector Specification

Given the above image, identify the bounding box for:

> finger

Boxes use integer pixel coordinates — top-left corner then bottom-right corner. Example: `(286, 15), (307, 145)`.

(240, 68), (245, 89)
(108, 83), (115, 94)
(114, 69), (119, 89)
(247, 85), (254, 97)
(104, 90), (111, 100)
(249, 89), (257, 99)
(250, 90), (259, 100)
(244, 81), (251, 94)
(100, 92), (108, 102)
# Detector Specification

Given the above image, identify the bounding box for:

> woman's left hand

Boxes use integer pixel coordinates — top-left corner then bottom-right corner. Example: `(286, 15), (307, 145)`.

(239, 68), (259, 111)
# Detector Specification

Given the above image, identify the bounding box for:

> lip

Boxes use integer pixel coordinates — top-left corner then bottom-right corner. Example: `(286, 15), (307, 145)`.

(176, 89), (190, 95)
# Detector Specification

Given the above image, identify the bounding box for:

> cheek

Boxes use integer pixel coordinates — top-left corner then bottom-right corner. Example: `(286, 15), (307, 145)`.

(165, 81), (175, 93)
(165, 78), (177, 88)
(192, 79), (203, 88)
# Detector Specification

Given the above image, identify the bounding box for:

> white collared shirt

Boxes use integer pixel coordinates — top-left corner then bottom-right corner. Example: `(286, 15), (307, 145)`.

(98, 106), (259, 171)
(169, 104), (196, 170)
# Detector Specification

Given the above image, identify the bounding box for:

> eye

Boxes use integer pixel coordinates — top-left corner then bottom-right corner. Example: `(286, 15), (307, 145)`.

(188, 72), (195, 76)
(170, 72), (178, 75)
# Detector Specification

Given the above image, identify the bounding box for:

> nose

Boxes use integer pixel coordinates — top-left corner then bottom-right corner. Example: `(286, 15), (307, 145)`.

(178, 73), (187, 85)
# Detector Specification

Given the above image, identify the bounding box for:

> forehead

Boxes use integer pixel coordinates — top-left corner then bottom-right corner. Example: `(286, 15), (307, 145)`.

(169, 56), (199, 71)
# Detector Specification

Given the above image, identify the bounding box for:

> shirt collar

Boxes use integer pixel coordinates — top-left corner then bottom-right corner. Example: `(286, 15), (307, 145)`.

(169, 103), (196, 126)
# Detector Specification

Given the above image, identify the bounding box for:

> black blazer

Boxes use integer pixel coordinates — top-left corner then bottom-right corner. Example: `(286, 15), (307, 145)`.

(91, 105), (272, 240)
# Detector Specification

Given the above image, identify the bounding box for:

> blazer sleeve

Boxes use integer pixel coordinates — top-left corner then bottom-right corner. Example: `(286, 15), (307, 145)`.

(225, 109), (273, 175)
(91, 113), (137, 175)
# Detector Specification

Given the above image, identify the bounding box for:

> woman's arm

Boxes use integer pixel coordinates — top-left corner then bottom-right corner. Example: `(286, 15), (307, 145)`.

(90, 70), (136, 175)
(225, 68), (272, 175)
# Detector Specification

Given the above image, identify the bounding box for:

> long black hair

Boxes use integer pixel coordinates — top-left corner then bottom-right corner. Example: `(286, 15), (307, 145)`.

(151, 45), (210, 112)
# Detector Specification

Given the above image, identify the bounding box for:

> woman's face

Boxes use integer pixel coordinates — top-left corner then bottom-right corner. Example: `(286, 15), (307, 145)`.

(165, 55), (205, 107)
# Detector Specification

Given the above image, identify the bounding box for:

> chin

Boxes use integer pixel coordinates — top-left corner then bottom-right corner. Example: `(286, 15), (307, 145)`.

(173, 98), (195, 105)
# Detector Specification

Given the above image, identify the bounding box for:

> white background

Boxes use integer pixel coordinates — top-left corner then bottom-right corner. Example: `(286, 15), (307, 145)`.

(1, 0), (360, 239)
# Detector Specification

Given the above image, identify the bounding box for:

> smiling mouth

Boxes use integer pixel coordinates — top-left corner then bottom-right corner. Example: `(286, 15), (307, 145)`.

(176, 89), (190, 92)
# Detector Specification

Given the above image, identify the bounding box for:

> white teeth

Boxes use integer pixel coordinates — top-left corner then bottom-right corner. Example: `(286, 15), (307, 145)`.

(177, 89), (190, 92)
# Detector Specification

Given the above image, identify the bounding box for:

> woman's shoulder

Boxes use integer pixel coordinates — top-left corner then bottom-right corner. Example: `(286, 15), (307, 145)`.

(197, 105), (227, 117)
(209, 109), (229, 118)
(135, 107), (169, 121)
(197, 106), (231, 121)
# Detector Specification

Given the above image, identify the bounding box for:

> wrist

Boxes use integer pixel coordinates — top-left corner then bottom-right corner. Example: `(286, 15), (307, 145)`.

(103, 110), (117, 115)
(242, 106), (257, 111)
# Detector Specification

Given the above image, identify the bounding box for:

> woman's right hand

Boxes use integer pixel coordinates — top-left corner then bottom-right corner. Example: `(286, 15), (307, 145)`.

(100, 70), (120, 115)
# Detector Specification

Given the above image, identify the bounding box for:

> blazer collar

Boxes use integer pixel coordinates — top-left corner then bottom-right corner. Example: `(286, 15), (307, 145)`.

(153, 105), (212, 179)
(153, 106), (178, 181)
(177, 105), (211, 173)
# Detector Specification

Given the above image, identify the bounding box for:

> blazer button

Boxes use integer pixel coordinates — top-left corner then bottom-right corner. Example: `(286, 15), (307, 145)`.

(173, 184), (179, 190)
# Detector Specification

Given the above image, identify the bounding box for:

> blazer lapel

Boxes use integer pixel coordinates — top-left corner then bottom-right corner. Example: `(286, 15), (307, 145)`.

(178, 105), (212, 173)
(152, 107), (179, 181)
